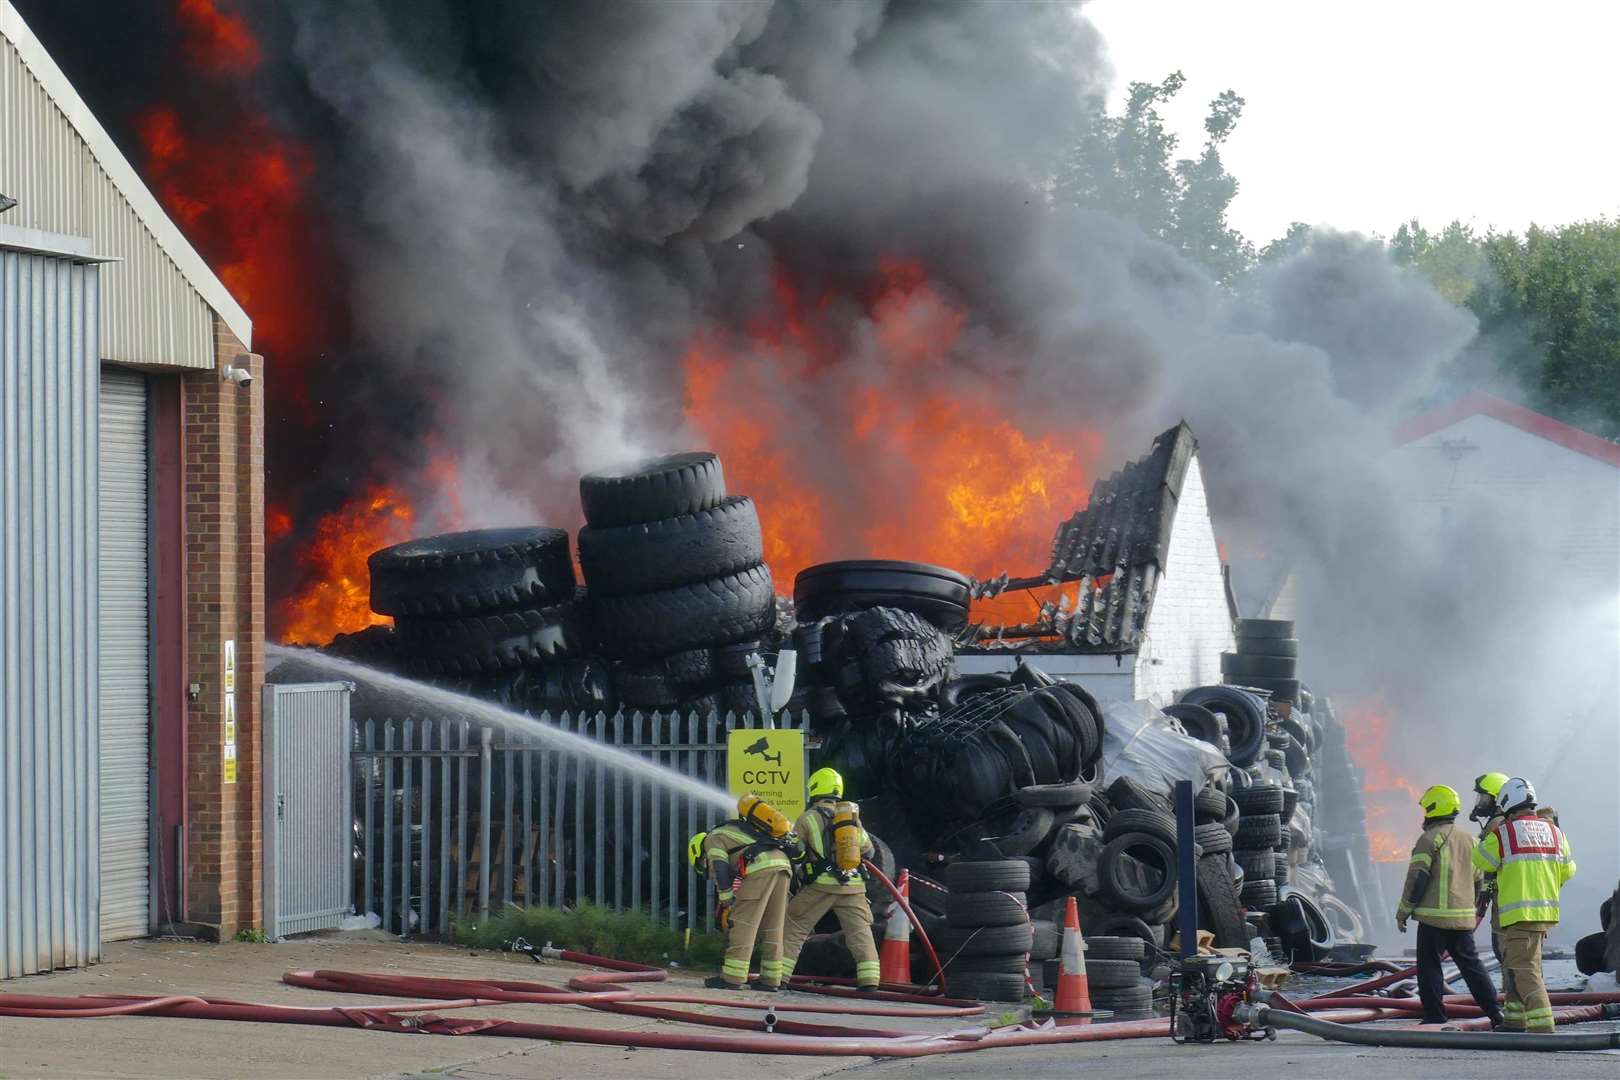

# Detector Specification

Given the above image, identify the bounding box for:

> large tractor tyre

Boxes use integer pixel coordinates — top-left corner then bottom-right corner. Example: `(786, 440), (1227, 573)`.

(577, 497), (763, 597)
(1220, 653), (1298, 679)
(946, 859), (1032, 893)
(579, 451), (726, 528)
(1236, 634), (1299, 657)
(1228, 676), (1302, 704)
(369, 527), (574, 618)
(589, 565), (775, 659)
(397, 604), (584, 675)
(1233, 618), (1294, 639)
(794, 560), (972, 632)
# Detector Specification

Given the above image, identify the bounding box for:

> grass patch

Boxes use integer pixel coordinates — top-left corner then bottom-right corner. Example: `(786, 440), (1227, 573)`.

(453, 903), (728, 971)
(233, 927), (269, 943)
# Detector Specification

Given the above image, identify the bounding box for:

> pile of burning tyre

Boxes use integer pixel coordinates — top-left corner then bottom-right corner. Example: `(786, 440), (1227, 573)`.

(301, 451), (1365, 1003)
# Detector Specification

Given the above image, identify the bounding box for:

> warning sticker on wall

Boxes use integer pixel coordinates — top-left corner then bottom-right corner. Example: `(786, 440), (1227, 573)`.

(726, 729), (805, 821)
(223, 741), (238, 784)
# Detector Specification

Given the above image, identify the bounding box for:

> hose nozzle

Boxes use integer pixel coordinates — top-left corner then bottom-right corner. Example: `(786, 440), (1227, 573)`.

(540, 943), (565, 961)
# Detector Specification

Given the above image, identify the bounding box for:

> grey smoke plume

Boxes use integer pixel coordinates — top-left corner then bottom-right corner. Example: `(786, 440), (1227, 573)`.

(278, 0), (1616, 926)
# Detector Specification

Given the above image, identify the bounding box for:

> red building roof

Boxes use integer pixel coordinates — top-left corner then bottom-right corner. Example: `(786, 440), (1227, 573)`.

(1393, 391), (1620, 470)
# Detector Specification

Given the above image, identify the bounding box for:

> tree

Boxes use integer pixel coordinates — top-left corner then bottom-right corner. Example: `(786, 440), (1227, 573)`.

(1389, 219), (1491, 305)
(1055, 73), (1254, 281)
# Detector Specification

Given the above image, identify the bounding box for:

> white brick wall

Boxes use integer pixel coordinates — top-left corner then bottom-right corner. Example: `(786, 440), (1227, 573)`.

(1134, 455), (1234, 706)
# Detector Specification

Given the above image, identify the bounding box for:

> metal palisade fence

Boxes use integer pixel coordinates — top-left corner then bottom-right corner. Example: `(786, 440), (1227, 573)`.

(351, 709), (810, 937)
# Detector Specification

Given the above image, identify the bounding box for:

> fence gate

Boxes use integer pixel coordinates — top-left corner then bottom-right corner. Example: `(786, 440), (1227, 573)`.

(263, 682), (354, 939)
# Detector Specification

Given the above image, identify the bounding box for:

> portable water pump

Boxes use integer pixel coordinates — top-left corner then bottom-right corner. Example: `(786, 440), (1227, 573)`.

(1168, 954), (1274, 1044)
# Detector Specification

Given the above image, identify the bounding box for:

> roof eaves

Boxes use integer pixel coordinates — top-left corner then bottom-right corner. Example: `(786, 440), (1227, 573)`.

(1393, 391), (1620, 470)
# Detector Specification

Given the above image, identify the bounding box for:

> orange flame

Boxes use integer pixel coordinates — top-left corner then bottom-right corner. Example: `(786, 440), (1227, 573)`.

(276, 487), (414, 646)
(176, 0), (261, 72)
(1343, 698), (1422, 862)
(683, 259), (1103, 620)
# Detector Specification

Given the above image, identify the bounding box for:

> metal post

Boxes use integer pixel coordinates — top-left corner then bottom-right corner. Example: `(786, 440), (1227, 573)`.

(478, 726), (493, 919)
(1175, 779), (1198, 959)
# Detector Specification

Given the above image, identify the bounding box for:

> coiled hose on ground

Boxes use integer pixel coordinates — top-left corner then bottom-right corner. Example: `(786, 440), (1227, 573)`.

(1245, 1001), (1620, 1051)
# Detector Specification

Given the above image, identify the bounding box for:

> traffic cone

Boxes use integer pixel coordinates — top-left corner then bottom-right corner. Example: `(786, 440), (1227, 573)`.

(1053, 895), (1093, 1014)
(879, 869), (913, 985)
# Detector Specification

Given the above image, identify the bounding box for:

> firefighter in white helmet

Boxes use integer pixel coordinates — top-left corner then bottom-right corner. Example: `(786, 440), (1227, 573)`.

(1473, 777), (1577, 1032)
(779, 767), (882, 991)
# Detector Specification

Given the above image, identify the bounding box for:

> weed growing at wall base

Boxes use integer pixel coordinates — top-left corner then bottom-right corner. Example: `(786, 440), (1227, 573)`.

(454, 903), (727, 971)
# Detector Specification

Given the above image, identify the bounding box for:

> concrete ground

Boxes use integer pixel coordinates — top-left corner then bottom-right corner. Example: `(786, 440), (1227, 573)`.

(1, 936), (1616, 1080)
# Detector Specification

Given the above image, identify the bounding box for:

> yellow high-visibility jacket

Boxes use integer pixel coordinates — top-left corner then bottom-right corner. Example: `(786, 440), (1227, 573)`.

(1473, 812), (1576, 927)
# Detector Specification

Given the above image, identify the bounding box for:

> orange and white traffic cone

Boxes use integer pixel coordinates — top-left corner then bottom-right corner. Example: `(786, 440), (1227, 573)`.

(878, 869), (913, 986)
(1052, 895), (1093, 1015)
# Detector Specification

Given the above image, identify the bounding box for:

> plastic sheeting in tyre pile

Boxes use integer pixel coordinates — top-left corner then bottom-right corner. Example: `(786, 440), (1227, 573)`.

(887, 681), (1104, 849)
(577, 452), (777, 715)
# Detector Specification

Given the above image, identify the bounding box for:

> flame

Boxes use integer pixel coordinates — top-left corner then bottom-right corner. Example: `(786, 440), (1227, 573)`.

(1343, 698), (1422, 862)
(683, 259), (1102, 620)
(176, 0), (261, 71)
(275, 487), (414, 646)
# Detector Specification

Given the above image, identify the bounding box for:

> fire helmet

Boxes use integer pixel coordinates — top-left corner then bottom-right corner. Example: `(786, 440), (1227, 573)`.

(1497, 777), (1536, 815)
(688, 831), (708, 869)
(1473, 772), (1509, 798)
(808, 767), (844, 800)
(1418, 784), (1462, 819)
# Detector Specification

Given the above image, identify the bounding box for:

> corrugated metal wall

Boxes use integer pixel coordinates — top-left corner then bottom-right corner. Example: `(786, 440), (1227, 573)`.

(0, 245), (101, 978)
(0, 16), (234, 369)
(98, 368), (149, 940)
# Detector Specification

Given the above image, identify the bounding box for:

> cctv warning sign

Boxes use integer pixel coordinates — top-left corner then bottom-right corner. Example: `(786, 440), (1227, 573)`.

(727, 729), (806, 821)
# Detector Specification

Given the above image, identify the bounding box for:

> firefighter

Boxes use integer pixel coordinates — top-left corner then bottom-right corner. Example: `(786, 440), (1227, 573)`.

(1473, 777), (1577, 1032)
(779, 767), (882, 991)
(1395, 785), (1504, 1027)
(1470, 771), (1510, 958)
(689, 795), (802, 992)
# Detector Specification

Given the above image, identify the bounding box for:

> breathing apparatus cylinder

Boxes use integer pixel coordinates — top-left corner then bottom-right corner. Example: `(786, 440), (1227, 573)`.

(832, 801), (863, 873)
(738, 794), (792, 839)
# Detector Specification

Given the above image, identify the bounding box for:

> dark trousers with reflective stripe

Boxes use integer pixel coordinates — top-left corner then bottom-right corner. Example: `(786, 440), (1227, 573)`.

(1415, 923), (1501, 1025)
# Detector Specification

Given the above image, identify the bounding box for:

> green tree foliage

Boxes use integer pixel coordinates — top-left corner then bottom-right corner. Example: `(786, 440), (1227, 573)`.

(1395, 218), (1620, 438)
(1056, 73), (1254, 281)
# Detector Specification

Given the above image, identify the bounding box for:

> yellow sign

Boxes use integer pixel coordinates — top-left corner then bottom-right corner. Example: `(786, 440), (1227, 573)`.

(223, 741), (237, 784)
(727, 729), (805, 821)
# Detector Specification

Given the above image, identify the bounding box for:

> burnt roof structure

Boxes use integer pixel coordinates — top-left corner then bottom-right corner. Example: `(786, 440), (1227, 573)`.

(968, 421), (1198, 653)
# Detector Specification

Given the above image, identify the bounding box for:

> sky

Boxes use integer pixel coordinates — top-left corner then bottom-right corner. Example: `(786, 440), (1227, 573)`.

(1086, 0), (1620, 246)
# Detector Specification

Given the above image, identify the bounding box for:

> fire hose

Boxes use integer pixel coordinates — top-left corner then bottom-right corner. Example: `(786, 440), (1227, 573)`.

(1242, 1001), (1620, 1051)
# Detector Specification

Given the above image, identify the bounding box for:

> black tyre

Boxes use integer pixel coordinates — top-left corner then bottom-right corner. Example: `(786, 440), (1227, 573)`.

(1087, 914), (1160, 956)
(396, 604), (584, 675)
(1602, 897), (1613, 931)
(939, 673), (1015, 708)
(939, 923), (1034, 957)
(1102, 807), (1177, 845)
(1241, 879), (1279, 909)
(989, 807), (1058, 858)
(589, 565), (775, 659)
(1082, 935), (1146, 962)
(794, 560), (972, 632)
(1030, 919), (1062, 961)
(1105, 776), (1169, 814)
(1234, 814), (1283, 848)
(1220, 653), (1297, 679)
(1091, 985), (1154, 1013)
(949, 954), (1029, 975)
(946, 890), (1030, 929)
(1194, 785), (1229, 823)
(1178, 687), (1267, 767)
(1234, 618), (1294, 639)
(1236, 634), (1299, 657)
(1235, 849), (1275, 880)
(663, 647), (717, 687)
(1166, 703), (1225, 749)
(1082, 957), (1142, 990)
(946, 860), (1031, 893)
(578, 496), (763, 597)
(946, 970), (1026, 1002)
(1233, 783), (1285, 815)
(1575, 932), (1611, 976)
(1016, 781), (1093, 809)
(1196, 854), (1248, 948)
(369, 527), (574, 618)
(1229, 676), (1301, 703)
(579, 451), (725, 528)
(610, 662), (681, 708)
(1194, 822), (1233, 855)
(1098, 832), (1178, 912)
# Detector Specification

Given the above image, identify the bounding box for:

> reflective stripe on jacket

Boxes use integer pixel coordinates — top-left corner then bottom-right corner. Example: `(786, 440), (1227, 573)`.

(794, 799), (874, 892)
(1397, 819), (1478, 930)
(705, 821), (791, 901)
(1473, 812), (1576, 927)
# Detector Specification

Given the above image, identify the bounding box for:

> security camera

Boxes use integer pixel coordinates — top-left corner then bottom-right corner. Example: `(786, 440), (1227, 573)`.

(221, 365), (252, 387)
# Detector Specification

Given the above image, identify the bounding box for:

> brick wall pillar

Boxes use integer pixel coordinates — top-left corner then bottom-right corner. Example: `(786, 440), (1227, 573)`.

(181, 318), (265, 938)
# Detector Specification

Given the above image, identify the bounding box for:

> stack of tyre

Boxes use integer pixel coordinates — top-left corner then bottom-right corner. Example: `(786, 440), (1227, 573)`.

(939, 859), (1042, 1003)
(1220, 618), (1300, 707)
(576, 453), (778, 718)
(368, 527), (609, 712)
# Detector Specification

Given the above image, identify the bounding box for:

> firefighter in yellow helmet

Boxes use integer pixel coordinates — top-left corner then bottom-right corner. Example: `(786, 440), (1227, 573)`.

(1395, 785), (1504, 1027)
(1474, 778), (1577, 1032)
(689, 795), (803, 992)
(779, 767), (882, 991)
(1470, 771), (1510, 959)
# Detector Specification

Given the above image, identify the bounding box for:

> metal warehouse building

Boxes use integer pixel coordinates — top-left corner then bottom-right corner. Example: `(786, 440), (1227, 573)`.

(2, 3), (266, 976)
